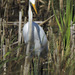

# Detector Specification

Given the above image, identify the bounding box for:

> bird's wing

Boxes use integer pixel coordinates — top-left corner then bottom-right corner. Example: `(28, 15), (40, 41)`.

(32, 22), (48, 47)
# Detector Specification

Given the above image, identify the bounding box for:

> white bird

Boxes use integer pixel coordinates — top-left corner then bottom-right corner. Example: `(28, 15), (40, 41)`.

(23, 0), (48, 58)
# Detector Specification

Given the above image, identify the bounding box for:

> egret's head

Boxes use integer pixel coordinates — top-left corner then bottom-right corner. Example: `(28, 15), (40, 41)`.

(29, 0), (37, 14)
(29, 0), (35, 4)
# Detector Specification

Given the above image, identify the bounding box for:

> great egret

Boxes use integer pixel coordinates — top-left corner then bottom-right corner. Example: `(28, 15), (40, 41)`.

(23, 0), (48, 58)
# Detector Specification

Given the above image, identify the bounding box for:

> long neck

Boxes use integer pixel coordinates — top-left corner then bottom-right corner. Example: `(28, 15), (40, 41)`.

(29, 2), (33, 22)
(28, 2), (33, 41)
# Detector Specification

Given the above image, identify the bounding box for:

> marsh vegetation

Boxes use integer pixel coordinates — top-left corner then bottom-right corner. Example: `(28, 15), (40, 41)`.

(0, 0), (75, 75)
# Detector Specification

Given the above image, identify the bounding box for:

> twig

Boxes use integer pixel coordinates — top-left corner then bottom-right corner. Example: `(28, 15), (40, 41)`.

(1, 14), (54, 27)
(0, 41), (19, 51)
(39, 14), (54, 26)
(3, 45), (6, 75)
(17, 11), (22, 57)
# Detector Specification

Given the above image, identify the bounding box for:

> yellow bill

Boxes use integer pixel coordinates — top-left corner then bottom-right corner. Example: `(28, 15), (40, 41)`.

(32, 4), (37, 14)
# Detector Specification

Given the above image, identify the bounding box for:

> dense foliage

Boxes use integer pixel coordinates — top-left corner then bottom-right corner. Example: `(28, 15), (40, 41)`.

(0, 0), (75, 75)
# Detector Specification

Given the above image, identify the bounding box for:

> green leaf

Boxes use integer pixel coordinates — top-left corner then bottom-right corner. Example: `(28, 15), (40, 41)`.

(4, 52), (11, 58)
(53, 8), (62, 33)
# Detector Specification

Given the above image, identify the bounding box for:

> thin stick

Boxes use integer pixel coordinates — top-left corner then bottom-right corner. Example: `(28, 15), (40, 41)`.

(0, 41), (19, 51)
(2, 19), (6, 75)
(23, 42), (31, 75)
(70, 22), (75, 59)
(3, 14), (54, 26)
(3, 45), (6, 75)
(23, 2), (32, 75)
(0, 18), (2, 36)
(0, 18), (2, 59)
(39, 15), (54, 26)
(17, 11), (22, 57)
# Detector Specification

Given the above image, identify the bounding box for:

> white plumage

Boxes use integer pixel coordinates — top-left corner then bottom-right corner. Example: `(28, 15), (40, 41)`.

(23, 0), (48, 57)
(23, 22), (48, 57)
